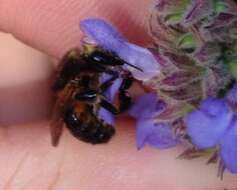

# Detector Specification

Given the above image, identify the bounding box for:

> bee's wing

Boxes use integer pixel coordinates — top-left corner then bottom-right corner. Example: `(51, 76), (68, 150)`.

(52, 48), (81, 91)
(50, 99), (65, 146)
(50, 83), (76, 146)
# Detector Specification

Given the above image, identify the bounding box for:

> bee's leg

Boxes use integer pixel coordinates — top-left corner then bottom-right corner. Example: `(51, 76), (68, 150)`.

(119, 73), (133, 91)
(75, 90), (98, 101)
(118, 91), (132, 112)
(100, 98), (119, 115)
(118, 74), (134, 112)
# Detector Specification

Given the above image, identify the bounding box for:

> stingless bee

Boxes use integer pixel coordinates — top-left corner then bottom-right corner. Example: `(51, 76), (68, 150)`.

(50, 45), (142, 146)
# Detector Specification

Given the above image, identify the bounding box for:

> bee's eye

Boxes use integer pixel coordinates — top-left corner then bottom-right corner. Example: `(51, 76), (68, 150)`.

(90, 51), (110, 63)
(89, 51), (124, 66)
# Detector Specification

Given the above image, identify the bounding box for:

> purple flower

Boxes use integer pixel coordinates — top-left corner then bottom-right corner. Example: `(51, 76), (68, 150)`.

(98, 74), (122, 125)
(129, 93), (180, 149)
(186, 98), (233, 149)
(220, 117), (237, 173)
(185, 97), (237, 173)
(129, 93), (165, 119)
(80, 18), (160, 81)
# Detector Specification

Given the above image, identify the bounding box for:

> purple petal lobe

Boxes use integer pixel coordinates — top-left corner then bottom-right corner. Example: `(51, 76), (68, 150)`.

(98, 75), (122, 125)
(186, 98), (233, 149)
(129, 93), (166, 119)
(131, 93), (178, 149)
(98, 108), (114, 125)
(100, 74), (123, 102)
(220, 117), (237, 173)
(136, 119), (153, 149)
(199, 98), (228, 116)
(80, 18), (160, 81)
(80, 18), (126, 51)
(136, 118), (180, 149)
(119, 43), (160, 81)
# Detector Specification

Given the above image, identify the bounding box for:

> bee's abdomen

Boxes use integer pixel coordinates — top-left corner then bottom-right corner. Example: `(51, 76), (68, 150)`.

(64, 108), (115, 144)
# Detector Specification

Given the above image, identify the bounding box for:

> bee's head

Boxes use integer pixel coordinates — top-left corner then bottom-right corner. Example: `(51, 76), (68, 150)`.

(86, 49), (124, 66)
(85, 48), (143, 72)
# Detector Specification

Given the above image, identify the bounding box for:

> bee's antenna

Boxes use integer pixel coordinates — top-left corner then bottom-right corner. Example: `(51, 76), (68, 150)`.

(124, 62), (143, 72)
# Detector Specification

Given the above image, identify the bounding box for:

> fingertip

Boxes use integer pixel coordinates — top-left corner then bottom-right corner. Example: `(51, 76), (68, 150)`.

(0, 0), (152, 58)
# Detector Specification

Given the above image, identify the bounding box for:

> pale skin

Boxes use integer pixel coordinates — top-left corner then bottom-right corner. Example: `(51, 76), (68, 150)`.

(0, 0), (236, 190)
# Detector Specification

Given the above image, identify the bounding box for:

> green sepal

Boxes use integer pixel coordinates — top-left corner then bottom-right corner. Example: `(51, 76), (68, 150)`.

(164, 12), (184, 24)
(176, 33), (196, 52)
(213, 0), (229, 14)
(226, 57), (237, 78)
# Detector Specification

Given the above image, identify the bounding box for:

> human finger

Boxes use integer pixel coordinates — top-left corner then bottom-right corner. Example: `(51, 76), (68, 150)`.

(0, 0), (152, 58)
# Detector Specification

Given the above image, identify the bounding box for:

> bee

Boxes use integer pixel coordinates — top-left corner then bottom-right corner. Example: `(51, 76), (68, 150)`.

(50, 46), (141, 146)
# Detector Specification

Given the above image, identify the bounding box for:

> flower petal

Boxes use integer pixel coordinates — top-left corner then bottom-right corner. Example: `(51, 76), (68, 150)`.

(80, 18), (160, 81)
(100, 74), (123, 102)
(147, 122), (180, 149)
(98, 108), (114, 125)
(136, 119), (153, 149)
(136, 118), (180, 149)
(220, 117), (237, 173)
(80, 18), (126, 51)
(129, 93), (166, 119)
(119, 43), (160, 81)
(185, 98), (233, 149)
(98, 75), (122, 125)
